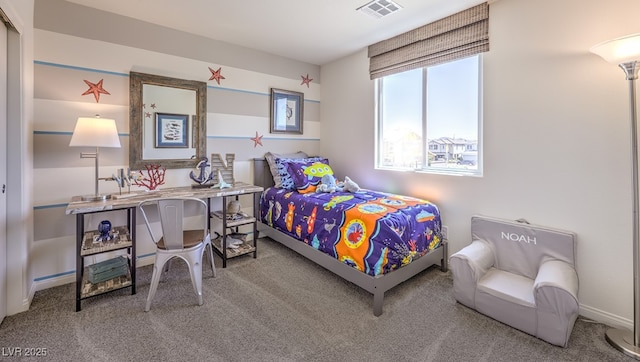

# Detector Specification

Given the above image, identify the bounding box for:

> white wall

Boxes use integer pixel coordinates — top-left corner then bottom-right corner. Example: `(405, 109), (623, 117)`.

(321, 0), (640, 329)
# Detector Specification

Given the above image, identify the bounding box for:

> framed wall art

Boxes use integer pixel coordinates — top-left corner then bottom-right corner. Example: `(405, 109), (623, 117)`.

(155, 112), (189, 148)
(270, 88), (304, 134)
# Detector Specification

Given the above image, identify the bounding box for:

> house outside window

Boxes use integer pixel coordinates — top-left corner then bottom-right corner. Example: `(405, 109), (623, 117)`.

(375, 55), (482, 176)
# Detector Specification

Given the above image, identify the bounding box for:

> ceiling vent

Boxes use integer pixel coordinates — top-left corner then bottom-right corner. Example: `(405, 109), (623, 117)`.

(357, 0), (403, 19)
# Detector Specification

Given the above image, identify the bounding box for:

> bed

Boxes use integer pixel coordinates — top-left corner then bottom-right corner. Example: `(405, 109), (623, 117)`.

(252, 156), (448, 316)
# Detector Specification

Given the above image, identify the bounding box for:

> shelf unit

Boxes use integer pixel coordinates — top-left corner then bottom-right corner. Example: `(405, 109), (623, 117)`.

(73, 208), (136, 311)
(66, 182), (263, 311)
(210, 191), (261, 268)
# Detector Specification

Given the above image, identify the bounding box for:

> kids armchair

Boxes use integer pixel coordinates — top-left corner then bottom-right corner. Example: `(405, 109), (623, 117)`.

(450, 215), (578, 347)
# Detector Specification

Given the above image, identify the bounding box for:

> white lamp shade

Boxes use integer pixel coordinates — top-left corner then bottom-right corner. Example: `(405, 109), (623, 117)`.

(69, 116), (121, 148)
(590, 33), (640, 64)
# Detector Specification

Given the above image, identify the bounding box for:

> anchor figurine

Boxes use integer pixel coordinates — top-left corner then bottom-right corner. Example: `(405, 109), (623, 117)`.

(190, 157), (216, 186)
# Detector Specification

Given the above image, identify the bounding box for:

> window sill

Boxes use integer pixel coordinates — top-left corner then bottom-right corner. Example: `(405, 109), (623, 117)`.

(415, 168), (482, 177)
(375, 165), (482, 177)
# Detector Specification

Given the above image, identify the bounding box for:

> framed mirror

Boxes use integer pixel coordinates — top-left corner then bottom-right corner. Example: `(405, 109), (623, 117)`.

(129, 71), (207, 169)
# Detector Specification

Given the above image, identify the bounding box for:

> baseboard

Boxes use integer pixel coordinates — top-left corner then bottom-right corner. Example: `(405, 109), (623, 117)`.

(32, 254), (157, 293)
(579, 303), (633, 331)
(136, 254), (155, 267)
(33, 272), (75, 292)
(27, 282), (36, 307)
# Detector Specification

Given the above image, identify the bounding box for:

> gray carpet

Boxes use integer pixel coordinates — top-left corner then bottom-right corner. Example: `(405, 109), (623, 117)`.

(0, 237), (634, 361)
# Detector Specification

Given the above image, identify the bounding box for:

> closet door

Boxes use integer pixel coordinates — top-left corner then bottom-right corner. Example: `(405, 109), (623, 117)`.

(0, 17), (8, 324)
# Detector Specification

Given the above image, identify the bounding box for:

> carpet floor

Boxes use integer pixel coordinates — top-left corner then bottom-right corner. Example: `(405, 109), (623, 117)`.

(0, 237), (634, 361)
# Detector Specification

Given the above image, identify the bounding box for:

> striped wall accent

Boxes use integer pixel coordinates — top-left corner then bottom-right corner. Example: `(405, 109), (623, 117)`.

(32, 8), (321, 286)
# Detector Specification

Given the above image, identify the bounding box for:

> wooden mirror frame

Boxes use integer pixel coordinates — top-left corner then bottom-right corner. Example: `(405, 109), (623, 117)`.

(129, 71), (207, 169)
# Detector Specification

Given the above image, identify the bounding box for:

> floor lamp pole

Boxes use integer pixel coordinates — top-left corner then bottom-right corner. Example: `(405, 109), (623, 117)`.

(605, 61), (640, 359)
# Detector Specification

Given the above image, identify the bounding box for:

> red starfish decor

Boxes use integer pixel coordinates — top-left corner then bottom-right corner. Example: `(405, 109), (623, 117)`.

(82, 79), (110, 103)
(251, 131), (263, 147)
(208, 67), (226, 85)
(301, 74), (313, 88)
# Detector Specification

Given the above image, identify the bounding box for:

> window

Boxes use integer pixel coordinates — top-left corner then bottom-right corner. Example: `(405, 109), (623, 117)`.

(376, 55), (482, 175)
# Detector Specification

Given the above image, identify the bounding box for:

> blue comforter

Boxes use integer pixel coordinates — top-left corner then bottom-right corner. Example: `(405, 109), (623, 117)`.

(260, 187), (443, 276)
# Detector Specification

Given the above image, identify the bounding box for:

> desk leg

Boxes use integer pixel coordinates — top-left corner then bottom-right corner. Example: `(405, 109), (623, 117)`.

(253, 192), (258, 259)
(222, 196), (227, 268)
(129, 207), (136, 295)
(75, 213), (83, 312)
(206, 197), (211, 231)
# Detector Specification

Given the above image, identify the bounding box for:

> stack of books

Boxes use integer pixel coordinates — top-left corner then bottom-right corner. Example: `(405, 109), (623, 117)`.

(87, 256), (128, 284)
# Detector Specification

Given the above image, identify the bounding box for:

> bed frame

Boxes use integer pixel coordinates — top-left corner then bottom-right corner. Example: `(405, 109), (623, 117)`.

(252, 158), (448, 316)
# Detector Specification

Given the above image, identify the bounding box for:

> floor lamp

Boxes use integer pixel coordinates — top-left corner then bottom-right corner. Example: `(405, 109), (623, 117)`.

(69, 115), (121, 201)
(591, 33), (640, 359)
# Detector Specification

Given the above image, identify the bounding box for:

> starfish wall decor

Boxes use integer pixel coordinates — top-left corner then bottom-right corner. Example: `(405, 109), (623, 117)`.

(251, 131), (263, 147)
(301, 74), (313, 88)
(208, 67), (226, 85)
(82, 79), (110, 103)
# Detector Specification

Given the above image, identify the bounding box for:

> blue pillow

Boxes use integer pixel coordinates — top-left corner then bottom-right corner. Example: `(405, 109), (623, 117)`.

(275, 157), (326, 191)
(264, 151), (308, 188)
(285, 158), (333, 194)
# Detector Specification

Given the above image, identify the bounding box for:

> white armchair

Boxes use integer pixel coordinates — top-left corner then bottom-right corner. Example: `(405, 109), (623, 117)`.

(450, 215), (578, 347)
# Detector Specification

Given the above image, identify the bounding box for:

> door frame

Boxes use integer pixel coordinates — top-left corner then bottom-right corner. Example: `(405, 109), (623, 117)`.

(1, 0), (29, 318)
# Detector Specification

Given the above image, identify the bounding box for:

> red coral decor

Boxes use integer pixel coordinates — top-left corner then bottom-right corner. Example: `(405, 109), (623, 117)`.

(132, 164), (166, 191)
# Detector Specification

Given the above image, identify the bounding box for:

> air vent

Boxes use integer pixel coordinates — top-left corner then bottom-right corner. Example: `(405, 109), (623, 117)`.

(357, 0), (403, 19)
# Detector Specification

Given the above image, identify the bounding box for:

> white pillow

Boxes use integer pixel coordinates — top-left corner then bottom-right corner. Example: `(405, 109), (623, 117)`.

(264, 151), (308, 188)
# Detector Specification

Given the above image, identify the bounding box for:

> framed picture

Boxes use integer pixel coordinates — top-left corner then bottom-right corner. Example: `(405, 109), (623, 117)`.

(155, 112), (189, 148)
(270, 88), (304, 134)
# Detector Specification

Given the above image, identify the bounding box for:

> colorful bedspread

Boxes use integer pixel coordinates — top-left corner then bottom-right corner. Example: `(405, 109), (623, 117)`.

(260, 187), (443, 276)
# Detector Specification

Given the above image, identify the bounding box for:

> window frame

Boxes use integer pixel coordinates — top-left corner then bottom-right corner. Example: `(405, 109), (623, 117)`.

(375, 55), (483, 177)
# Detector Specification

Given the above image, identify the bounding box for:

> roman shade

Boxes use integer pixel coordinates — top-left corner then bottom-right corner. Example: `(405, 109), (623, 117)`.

(368, 2), (489, 79)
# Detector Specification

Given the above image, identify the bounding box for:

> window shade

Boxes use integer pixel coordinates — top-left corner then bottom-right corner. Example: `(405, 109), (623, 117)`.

(368, 2), (489, 79)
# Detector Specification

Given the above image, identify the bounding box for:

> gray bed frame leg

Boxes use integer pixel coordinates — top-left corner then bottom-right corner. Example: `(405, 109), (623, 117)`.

(373, 290), (384, 317)
(440, 241), (449, 272)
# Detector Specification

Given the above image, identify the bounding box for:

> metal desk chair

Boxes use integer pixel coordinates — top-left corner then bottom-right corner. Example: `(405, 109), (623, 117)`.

(138, 197), (216, 311)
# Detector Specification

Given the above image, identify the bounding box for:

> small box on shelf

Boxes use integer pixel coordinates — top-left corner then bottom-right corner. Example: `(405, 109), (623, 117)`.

(211, 211), (256, 228)
(81, 226), (132, 256)
(212, 232), (255, 258)
(87, 256), (129, 284)
(81, 264), (132, 299)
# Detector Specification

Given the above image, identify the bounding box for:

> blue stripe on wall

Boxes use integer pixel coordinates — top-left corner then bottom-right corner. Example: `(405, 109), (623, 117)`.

(33, 270), (75, 282)
(208, 135), (320, 141)
(33, 252), (157, 282)
(34, 60), (129, 77)
(34, 203), (67, 210)
(34, 130), (130, 137)
(35, 60), (321, 103)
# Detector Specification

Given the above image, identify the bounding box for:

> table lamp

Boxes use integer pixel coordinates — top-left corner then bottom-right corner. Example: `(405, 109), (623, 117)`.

(69, 115), (121, 201)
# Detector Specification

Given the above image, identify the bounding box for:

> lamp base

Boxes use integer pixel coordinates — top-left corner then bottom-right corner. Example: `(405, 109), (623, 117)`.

(80, 194), (112, 202)
(605, 328), (640, 359)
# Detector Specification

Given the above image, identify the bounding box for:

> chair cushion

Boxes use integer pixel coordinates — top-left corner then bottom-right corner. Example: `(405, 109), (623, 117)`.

(477, 267), (535, 308)
(476, 268), (537, 336)
(158, 230), (204, 250)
